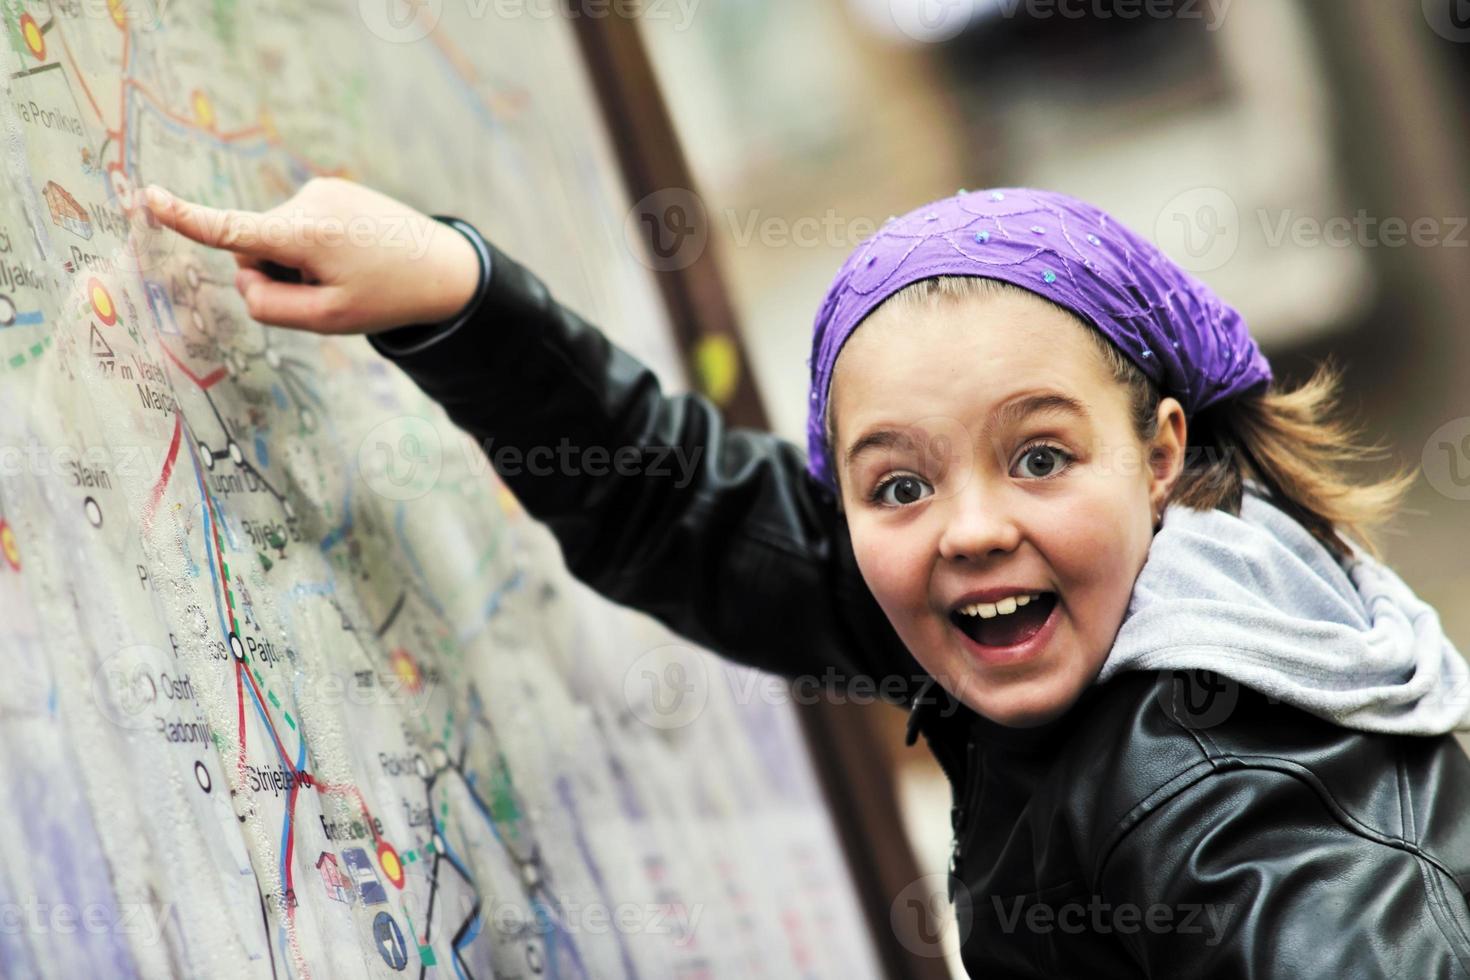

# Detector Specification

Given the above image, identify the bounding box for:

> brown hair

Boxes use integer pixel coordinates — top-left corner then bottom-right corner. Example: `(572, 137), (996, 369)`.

(826, 276), (1416, 564)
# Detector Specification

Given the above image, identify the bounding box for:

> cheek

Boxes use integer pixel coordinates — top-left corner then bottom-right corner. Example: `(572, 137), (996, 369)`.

(849, 523), (934, 621)
(1045, 495), (1150, 636)
(1051, 506), (1127, 577)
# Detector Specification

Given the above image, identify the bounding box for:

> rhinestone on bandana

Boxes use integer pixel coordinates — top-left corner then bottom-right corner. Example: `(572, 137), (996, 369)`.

(1030, 225), (1046, 234)
(974, 231), (990, 244)
(1087, 234), (1101, 246)
(1042, 270), (1058, 284)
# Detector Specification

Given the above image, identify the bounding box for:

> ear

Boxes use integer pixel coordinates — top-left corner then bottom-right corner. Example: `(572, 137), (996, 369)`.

(1147, 397), (1188, 515)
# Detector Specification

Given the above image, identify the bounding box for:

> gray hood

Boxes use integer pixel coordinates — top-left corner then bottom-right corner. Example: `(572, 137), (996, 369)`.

(1096, 482), (1470, 736)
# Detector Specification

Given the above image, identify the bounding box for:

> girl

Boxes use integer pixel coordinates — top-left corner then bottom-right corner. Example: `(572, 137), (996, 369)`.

(143, 179), (1470, 977)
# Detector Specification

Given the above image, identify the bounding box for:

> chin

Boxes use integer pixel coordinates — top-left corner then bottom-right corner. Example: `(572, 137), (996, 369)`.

(962, 673), (1089, 728)
(980, 699), (1072, 728)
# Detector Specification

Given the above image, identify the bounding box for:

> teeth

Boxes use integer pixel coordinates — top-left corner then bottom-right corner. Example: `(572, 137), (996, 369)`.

(957, 592), (1045, 619)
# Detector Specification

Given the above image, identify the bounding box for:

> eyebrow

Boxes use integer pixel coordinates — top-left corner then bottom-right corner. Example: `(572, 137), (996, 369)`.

(842, 391), (1092, 469)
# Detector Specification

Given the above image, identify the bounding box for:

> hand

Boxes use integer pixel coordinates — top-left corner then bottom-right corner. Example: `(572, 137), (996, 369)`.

(141, 177), (481, 334)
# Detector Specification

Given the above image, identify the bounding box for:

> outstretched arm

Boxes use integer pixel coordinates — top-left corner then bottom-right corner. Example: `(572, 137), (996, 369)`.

(144, 179), (921, 702)
(368, 219), (921, 699)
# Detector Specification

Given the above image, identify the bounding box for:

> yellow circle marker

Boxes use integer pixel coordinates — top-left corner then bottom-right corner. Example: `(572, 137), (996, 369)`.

(89, 278), (117, 325)
(107, 0), (127, 29)
(389, 647), (422, 693)
(694, 334), (740, 407)
(192, 90), (215, 130)
(1, 520), (20, 571)
(377, 840), (405, 889)
(21, 14), (45, 60)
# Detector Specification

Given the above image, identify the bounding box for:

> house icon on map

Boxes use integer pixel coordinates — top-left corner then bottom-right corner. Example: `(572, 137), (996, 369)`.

(316, 851), (355, 904)
(42, 181), (93, 241)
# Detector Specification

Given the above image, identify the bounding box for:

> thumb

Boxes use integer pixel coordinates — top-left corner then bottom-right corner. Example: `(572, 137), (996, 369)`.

(236, 267), (346, 332)
(145, 186), (300, 263)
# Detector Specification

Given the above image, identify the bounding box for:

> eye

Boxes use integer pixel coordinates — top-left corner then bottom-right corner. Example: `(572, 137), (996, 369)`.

(868, 473), (933, 508)
(1013, 442), (1074, 480)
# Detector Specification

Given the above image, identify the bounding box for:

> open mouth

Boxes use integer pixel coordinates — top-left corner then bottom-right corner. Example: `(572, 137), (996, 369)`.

(949, 592), (1059, 649)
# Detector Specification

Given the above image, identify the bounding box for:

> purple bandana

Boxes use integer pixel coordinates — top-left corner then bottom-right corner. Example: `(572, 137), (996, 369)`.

(804, 187), (1273, 494)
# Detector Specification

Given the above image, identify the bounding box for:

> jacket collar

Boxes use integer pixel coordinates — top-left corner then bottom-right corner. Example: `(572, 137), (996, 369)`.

(905, 673), (1112, 753)
(904, 675), (952, 747)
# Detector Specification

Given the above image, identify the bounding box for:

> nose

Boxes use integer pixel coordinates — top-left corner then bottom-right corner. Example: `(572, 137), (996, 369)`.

(936, 483), (1022, 563)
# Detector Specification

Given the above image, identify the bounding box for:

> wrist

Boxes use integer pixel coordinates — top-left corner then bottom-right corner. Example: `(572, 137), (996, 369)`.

(424, 216), (487, 324)
(370, 216), (492, 357)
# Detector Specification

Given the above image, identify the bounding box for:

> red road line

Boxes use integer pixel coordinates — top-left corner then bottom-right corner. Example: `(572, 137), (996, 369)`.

(284, 782), (300, 912)
(281, 782), (308, 977)
(143, 415), (182, 524)
(122, 78), (195, 131)
(234, 660), (248, 781)
(218, 123), (268, 143)
(123, 79), (267, 144)
(159, 342), (227, 389)
(50, 13), (323, 189)
(55, 26), (107, 127)
(125, 78), (274, 142)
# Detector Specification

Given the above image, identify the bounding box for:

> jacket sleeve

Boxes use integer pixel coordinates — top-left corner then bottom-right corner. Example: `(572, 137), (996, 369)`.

(1097, 766), (1470, 978)
(367, 218), (923, 703)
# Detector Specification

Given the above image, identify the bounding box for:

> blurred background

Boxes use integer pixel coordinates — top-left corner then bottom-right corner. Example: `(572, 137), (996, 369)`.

(631, 1), (1470, 971)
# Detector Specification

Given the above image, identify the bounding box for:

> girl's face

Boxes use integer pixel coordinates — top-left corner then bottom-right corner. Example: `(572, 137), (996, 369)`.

(829, 288), (1187, 727)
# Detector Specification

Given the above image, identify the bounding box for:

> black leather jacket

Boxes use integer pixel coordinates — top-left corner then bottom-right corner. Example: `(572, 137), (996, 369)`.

(370, 220), (1470, 978)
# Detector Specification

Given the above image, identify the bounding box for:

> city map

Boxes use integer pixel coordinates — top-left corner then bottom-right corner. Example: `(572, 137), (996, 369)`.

(0, 1), (879, 976)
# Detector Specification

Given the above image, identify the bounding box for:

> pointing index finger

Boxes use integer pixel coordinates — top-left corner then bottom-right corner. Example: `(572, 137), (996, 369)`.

(143, 185), (300, 263)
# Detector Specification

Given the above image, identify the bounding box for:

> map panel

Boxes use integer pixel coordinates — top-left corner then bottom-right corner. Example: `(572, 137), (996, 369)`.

(0, 2), (881, 976)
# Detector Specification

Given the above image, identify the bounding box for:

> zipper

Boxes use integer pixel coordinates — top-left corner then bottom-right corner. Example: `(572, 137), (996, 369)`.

(947, 737), (978, 903)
